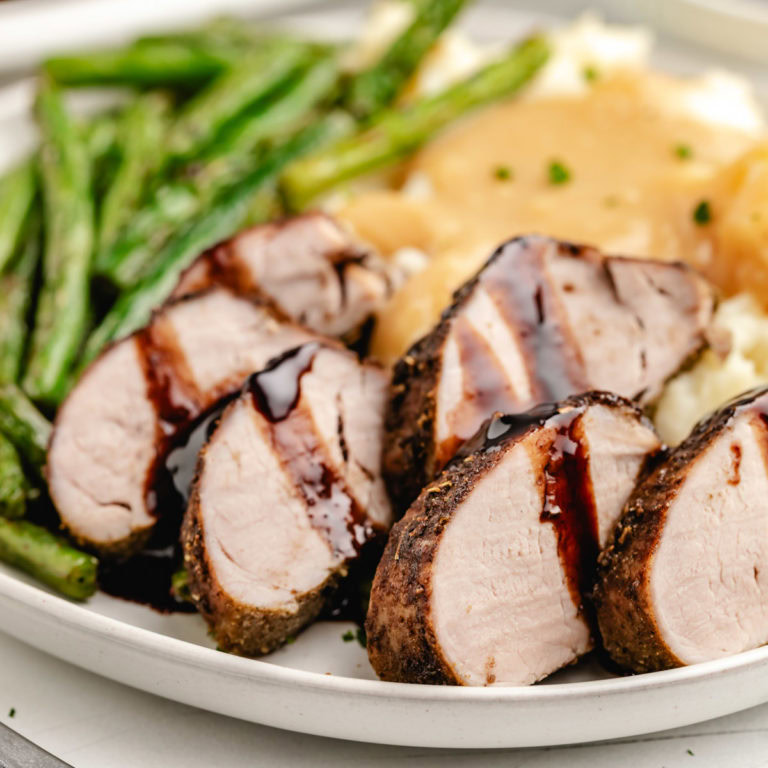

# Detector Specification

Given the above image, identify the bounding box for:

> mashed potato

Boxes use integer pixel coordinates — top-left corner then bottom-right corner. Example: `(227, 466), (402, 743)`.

(654, 294), (768, 445)
(341, 12), (768, 443)
(336, 17), (766, 367)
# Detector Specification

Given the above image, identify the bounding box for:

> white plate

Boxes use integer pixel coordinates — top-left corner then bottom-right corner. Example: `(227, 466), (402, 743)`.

(2, 0), (768, 750)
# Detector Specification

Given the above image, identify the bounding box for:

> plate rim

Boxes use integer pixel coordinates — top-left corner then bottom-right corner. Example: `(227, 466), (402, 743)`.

(3, 568), (768, 703)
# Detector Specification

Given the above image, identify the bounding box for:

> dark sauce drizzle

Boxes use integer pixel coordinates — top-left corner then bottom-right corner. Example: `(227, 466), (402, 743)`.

(99, 544), (196, 614)
(540, 410), (599, 622)
(441, 316), (520, 465)
(247, 342), (374, 560)
(101, 329), (238, 613)
(465, 401), (600, 621)
(484, 237), (589, 402)
(99, 395), (236, 613)
(330, 248), (367, 306)
(108, 334), (374, 613)
(248, 342), (321, 421)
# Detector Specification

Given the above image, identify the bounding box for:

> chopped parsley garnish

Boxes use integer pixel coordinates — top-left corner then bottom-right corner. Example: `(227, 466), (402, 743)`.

(548, 160), (571, 185)
(693, 200), (712, 225)
(675, 143), (693, 160)
(687, 749), (695, 756)
(494, 165), (513, 181)
(285, 635), (296, 644)
(8, 708), (15, 718)
(582, 65), (599, 83)
(342, 628), (367, 647)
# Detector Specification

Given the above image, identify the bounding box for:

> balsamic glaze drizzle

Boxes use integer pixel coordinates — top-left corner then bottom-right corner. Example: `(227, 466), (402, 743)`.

(248, 342), (374, 560)
(247, 342), (322, 423)
(485, 237), (587, 403)
(464, 401), (600, 620)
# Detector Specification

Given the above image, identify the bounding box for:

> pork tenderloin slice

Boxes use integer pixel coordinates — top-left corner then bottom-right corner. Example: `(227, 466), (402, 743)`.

(46, 338), (159, 555)
(173, 212), (395, 338)
(595, 386), (768, 672)
(367, 392), (660, 686)
(384, 235), (713, 513)
(182, 343), (391, 655)
(48, 288), (316, 556)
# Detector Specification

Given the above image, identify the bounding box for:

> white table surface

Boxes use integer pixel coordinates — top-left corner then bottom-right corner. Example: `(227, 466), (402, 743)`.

(1, 630), (767, 768)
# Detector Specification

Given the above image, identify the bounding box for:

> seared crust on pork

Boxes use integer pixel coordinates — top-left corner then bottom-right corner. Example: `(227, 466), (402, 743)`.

(595, 387), (768, 673)
(369, 392), (660, 685)
(383, 235), (714, 514)
(182, 472), (338, 655)
(181, 344), (392, 655)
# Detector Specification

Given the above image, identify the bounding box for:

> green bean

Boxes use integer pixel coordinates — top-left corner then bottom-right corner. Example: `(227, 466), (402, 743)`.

(0, 518), (98, 600)
(81, 113), (118, 162)
(22, 78), (94, 407)
(0, 218), (41, 383)
(0, 160), (36, 274)
(44, 39), (234, 88)
(165, 43), (309, 162)
(202, 55), (340, 175)
(171, 566), (192, 603)
(345, 0), (467, 119)
(94, 183), (200, 287)
(281, 35), (549, 209)
(97, 92), (170, 255)
(97, 57), (341, 289)
(139, 18), (298, 51)
(82, 111), (355, 364)
(0, 383), (52, 470)
(0, 433), (31, 520)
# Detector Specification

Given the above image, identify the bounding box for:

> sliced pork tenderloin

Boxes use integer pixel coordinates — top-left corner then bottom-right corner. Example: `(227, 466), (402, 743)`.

(48, 288), (317, 556)
(384, 235), (714, 513)
(595, 386), (768, 673)
(181, 342), (391, 655)
(174, 212), (395, 338)
(367, 392), (661, 686)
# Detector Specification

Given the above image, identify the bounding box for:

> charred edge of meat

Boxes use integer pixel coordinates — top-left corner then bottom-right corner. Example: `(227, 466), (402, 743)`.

(371, 391), (650, 683)
(448, 391), (653, 463)
(381, 236), (542, 515)
(367, 437), (506, 684)
(383, 235), (713, 516)
(182, 455), (341, 656)
(593, 385), (768, 673)
(181, 342), (388, 653)
(382, 238), (543, 517)
(383, 320), (451, 517)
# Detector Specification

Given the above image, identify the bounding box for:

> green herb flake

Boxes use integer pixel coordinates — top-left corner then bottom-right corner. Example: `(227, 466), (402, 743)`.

(494, 165), (513, 181)
(675, 143), (693, 160)
(342, 628), (366, 647)
(8, 708), (15, 718)
(548, 160), (571, 185)
(693, 200), (712, 225)
(687, 749), (694, 756)
(582, 65), (599, 83)
(285, 635), (296, 645)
